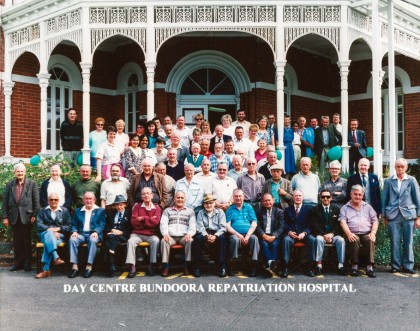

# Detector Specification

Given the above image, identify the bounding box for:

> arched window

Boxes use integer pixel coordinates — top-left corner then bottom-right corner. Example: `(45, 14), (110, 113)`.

(181, 68), (235, 95)
(124, 73), (139, 132)
(47, 67), (72, 152)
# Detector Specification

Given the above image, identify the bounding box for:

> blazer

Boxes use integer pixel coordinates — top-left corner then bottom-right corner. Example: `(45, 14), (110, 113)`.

(209, 134), (232, 153)
(310, 204), (342, 236)
(255, 206), (285, 239)
(284, 204), (312, 235)
(314, 124), (342, 160)
(2, 178), (40, 225)
(36, 206), (72, 236)
(39, 177), (72, 210)
(261, 178), (293, 210)
(346, 173), (382, 215)
(382, 175), (420, 220)
(105, 209), (132, 238)
(348, 129), (367, 156)
(130, 173), (168, 209)
(259, 163), (273, 180)
(70, 206), (106, 240)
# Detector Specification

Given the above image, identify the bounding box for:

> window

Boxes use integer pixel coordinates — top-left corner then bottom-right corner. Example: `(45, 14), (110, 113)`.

(47, 67), (72, 151)
(124, 73), (139, 133)
(181, 68), (235, 95)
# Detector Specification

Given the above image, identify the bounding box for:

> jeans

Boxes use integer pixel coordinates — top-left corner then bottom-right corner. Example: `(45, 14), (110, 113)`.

(388, 213), (415, 271)
(39, 230), (64, 271)
(260, 237), (281, 263)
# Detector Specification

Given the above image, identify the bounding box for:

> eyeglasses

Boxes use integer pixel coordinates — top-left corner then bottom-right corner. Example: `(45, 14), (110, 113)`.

(195, 118), (203, 121)
(218, 169), (227, 172)
(321, 196), (331, 199)
(96, 123), (104, 126)
(329, 168), (340, 170)
(49, 199), (59, 201)
(137, 126), (143, 129)
(247, 163), (256, 165)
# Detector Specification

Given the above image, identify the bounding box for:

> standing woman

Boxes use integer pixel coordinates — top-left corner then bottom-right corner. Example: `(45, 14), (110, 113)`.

(200, 120), (214, 140)
(256, 116), (274, 146)
(255, 139), (268, 163)
(248, 124), (260, 152)
(124, 134), (142, 183)
(114, 119), (130, 150)
(146, 120), (159, 149)
(89, 117), (107, 168)
(220, 114), (235, 138)
(95, 126), (124, 182)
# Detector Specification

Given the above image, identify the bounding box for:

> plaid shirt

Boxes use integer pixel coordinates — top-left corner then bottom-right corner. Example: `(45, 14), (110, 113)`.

(209, 153), (232, 173)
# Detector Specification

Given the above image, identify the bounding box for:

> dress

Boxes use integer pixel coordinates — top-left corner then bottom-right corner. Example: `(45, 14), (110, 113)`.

(283, 127), (295, 174)
(256, 130), (272, 145)
(96, 140), (123, 180)
(89, 130), (107, 168)
(123, 147), (142, 183)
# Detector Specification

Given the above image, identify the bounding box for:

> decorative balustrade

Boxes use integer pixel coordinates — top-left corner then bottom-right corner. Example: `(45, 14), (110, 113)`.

(284, 5), (341, 23)
(348, 8), (372, 32)
(10, 24), (39, 47)
(46, 10), (82, 35)
(90, 7), (147, 24)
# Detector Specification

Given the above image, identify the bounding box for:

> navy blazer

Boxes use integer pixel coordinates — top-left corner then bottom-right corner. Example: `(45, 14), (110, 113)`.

(36, 206), (72, 236)
(348, 129), (367, 157)
(284, 204), (312, 235)
(105, 209), (132, 238)
(70, 206), (106, 240)
(310, 204), (342, 236)
(39, 177), (72, 211)
(346, 173), (382, 215)
(314, 125), (342, 161)
(210, 134), (232, 153)
(255, 206), (285, 239)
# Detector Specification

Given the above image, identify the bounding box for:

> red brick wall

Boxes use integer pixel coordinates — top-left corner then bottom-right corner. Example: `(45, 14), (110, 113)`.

(404, 93), (420, 159)
(12, 52), (40, 76)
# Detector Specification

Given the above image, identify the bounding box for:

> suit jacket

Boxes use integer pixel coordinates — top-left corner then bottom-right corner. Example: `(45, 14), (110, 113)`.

(310, 204), (342, 236)
(314, 124), (342, 160)
(255, 206), (285, 239)
(105, 209), (132, 238)
(382, 175), (420, 220)
(36, 206), (72, 236)
(210, 134), (232, 153)
(130, 173), (168, 209)
(261, 178), (293, 210)
(284, 204), (312, 235)
(346, 173), (382, 215)
(259, 163), (274, 180)
(39, 177), (72, 210)
(2, 178), (40, 225)
(70, 206), (106, 240)
(348, 129), (367, 157)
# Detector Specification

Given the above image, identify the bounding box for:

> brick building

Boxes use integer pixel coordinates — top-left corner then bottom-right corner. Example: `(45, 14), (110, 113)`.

(1, 0), (419, 178)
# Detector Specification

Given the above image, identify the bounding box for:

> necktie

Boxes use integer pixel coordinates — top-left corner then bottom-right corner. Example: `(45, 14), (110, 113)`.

(362, 175), (367, 187)
(218, 138), (221, 143)
(353, 131), (357, 143)
(295, 206), (299, 215)
(325, 207), (330, 231)
(117, 212), (123, 225)
(193, 156), (197, 163)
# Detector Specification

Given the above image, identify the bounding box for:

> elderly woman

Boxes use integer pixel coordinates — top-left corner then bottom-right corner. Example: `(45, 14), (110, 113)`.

(200, 120), (213, 140)
(320, 160), (348, 209)
(256, 116), (274, 146)
(146, 120), (159, 149)
(89, 117), (107, 168)
(40, 164), (72, 210)
(35, 192), (71, 278)
(255, 139), (268, 163)
(220, 114), (235, 138)
(96, 126), (125, 182)
(114, 119), (130, 151)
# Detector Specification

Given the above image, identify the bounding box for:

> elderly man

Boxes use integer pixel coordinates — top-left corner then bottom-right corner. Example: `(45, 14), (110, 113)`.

(291, 157), (321, 208)
(262, 163), (293, 210)
(200, 138), (213, 158)
(184, 143), (204, 173)
(314, 115), (342, 169)
(60, 108), (83, 165)
(237, 157), (265, 209)
(311, 189), (346, 276)
(127, 187), (162, 278)
(224, 140), (236, 162)
(165, 148), (185, 181)
(348, 119), (367, 174)
(175, 164), (205, 213)
(210, 125), (232, 153)
(40, 164), (72, 210)
(346, 158), (382, 216)
(281, 190), (316, 278)
(210, 162), (237, 211)
(35, 192), (71, 278)
(302, 117), (318, 158)
(163, 124), (173, 148)
(173, 115), (192, 149)
(209, 142), (232, 173)
(255, 193), (285, 277)
(72, 164), (101, 208)
(225, 189), (260, 277)
(160, 191), (196, 277)
(2, 163), (40, 272)
(227, 155), (246, 181)
(383, 158), (420, 274)
(259, 151), (280, 180)
(340, 184), (378, 278)
(68, 192), (106, 278)
(130, 159), (167, 209)
(193, 194), (227, 278)
(100, 164), (130, 209)
(155, 162), (176, 207)
(169, 132), (190, 163)
(321, 160), (348, 209)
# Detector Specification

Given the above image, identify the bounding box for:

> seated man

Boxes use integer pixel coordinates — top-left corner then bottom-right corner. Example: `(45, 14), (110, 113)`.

(225, 189), (260, 277)
(255, 193), (285, 277)
(311, 189), (346, 276)
(68, 192), (106, 278)
(126, 187), (162, 278)
(281, 190), (316, 278)
(35, 192), (71, 279)
(193, 194), (227, 278)
(340, 184), (378, 278)
(160, 191), (196, 277)
(104, 195), (131, 277)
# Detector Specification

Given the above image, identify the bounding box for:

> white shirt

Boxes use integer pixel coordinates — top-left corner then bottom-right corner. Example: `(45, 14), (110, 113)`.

(81, 205), (99, 232)
(100, 177), (131, 206)
(210, 176), (237, 204)
(173, 126), (192, 148)
(47, 178), (66, 207)
(392, 173), (408, 193)
(233, 137), (253, 159)
(232, 120), (251, 137)
(194, 172), (216, 194)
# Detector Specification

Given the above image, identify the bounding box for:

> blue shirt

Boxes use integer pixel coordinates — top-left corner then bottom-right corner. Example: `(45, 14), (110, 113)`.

(225, 203), (257, 235)
(302, 127), (315, 157)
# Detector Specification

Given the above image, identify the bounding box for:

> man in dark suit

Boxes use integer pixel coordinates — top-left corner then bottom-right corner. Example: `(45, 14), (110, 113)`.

(280, 190), (316, 278)
(348, 119), (367, 174)
(210, 124), (232, 153)
(68, 191), (106, 278)
(311, 190), (346, 276)
(314, 115), (342, 169)
(2, 163), (40, 271)
(346, 158), (382, 216)
(255, 193), (285, 277)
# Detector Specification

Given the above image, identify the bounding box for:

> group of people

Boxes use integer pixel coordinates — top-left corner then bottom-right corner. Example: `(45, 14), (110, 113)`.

(2, 108), (419, 280)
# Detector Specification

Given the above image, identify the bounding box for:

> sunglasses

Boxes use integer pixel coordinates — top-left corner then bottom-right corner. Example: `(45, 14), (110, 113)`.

(247, 163), (256, 165)
(49, 199), (59, 201)
(321, 196), (331, 199)
(96, 123), (104, 126)
(218, 169), (227, 171)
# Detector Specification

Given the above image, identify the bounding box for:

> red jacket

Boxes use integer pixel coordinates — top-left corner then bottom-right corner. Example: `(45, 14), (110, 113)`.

(131, 203), (162, 236)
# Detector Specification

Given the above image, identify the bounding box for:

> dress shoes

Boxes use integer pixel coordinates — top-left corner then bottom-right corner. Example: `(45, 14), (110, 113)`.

(127, 265), (137, 278)
(314, 267), (322, 276)
(390, 267), (400, 273)
(263, 268), (273, 278)
(146, 264), (156, 276)
(280, 268), (289, 278)
(338, 267), (347, 276)
(83, 269), (93, 278)
(183, 267), (191, 276)
(366, 269), (376, 278)
(402, 268), (416, 275)
(24, 262), (32, 272)
(307, 269), (316, 277)
(248, 267), (257, 277)
(68, 269), (79, 278)
(218, 267), (227, 278)
(107, 268), (116, 278)
(161, 267), (169, 277)
(350, 269), (360, 277)
(193, 267), (201, 278)
(53, 257), (65, 266)
(9, 264), (23, 272)
(35, 270), (51, 279)
(269, 261), (278, 272)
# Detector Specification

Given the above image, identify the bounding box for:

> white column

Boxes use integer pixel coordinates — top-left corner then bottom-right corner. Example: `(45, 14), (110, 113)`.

(274, 60), (287, 169)
(388, 0), (396, 176)
(337, 60), (351, 173)
(80, 62), (92, 165)
(37, 73), (51, 155)
(145, 4), (156, 121)
(2, 81), (15, 162)
(371, 0), (383, 179)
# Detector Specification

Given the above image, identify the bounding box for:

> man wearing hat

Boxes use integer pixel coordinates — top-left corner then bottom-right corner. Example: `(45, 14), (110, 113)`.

(193, 194), (227, 278)
(262, 163), (293, 210)
(104, 195), (131, 277)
